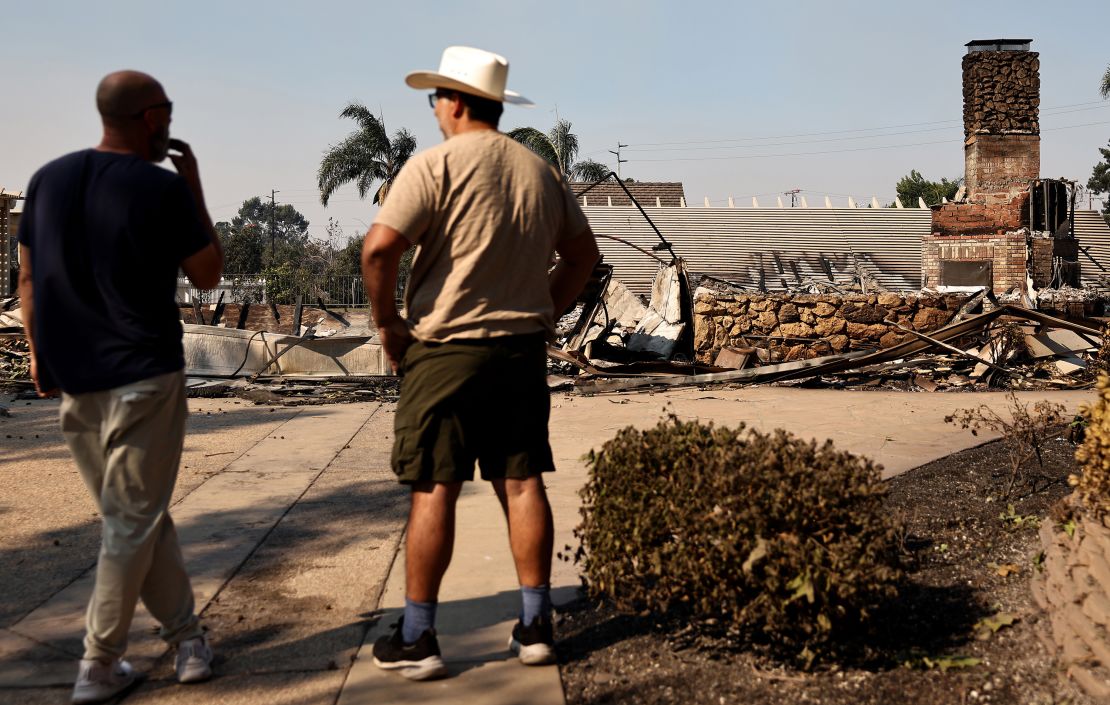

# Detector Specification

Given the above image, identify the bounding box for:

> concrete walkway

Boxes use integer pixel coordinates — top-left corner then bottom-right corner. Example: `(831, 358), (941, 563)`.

(0, 387), (1093, 704)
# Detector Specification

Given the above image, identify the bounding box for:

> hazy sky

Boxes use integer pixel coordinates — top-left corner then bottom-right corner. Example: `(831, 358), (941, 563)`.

(5, 0), (1109, 243)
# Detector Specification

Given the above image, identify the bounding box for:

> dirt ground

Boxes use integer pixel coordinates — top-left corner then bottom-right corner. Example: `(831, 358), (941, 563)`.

(556, 434), (1094, 705)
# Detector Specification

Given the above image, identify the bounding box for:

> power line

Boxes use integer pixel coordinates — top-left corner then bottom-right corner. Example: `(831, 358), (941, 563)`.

(621, 100), (1108, 149)
(627, 120), (1110, 163)
(624, 125), (961, 152)
(626, 103), (1110, 153)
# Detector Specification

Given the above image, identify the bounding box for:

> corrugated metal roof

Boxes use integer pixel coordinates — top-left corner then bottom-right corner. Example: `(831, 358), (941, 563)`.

(585, 207), (932, 296)
(1076, 210), (1110, 287)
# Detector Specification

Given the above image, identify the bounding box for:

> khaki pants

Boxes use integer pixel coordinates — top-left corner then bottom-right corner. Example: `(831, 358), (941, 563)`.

(60, 370), (202, 661)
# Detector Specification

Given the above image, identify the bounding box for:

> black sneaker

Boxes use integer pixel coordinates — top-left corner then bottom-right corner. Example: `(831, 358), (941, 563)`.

(508, 616), (555, 665)
(372, 618), (448, 681)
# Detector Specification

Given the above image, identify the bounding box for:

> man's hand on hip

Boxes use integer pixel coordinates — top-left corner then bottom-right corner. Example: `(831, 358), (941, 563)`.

(380, 319), (415, 374)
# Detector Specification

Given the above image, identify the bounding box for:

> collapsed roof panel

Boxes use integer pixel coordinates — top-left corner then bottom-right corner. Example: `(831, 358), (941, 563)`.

(584, 207), (931, 296)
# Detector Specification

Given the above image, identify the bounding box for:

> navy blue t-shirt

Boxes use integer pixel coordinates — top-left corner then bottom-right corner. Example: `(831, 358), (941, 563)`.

(17, 149), (210, 394)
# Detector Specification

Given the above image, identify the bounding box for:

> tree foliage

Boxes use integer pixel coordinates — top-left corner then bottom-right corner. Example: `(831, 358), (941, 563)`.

(507, 119), (612, 181)
(317, 103), (417, 207)
(215, 197), (310, 273)
(1101, 63), (1110, 100)
(892, 170), (961, 208)
(1088, 141), (1110, 222)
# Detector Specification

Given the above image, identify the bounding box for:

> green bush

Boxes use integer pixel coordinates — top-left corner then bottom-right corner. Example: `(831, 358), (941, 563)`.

(1074, 373), (1110, 515)
(574, 415), (903, 664)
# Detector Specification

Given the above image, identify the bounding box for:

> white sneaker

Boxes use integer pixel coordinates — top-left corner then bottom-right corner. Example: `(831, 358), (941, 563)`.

(175, 635), (214, 684)
(71, 658), (137, 704)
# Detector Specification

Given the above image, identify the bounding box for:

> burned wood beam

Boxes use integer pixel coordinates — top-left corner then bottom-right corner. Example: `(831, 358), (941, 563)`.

(235, 302), (251, 330)
(292, 295), (303, 334)
(210, 292), (226, 326)
(268, 300), (281, 325)
(191, 300), (205, 326)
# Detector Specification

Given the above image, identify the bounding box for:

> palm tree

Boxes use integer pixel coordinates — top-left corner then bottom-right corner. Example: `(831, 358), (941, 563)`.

(508, 119), (612, 182)
(317, 103), (417, 207)
(569, 159), (611, 183)
(1101, 64), (1110, 99)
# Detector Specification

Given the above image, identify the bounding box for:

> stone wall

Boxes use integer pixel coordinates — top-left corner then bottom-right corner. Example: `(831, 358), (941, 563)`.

(1033, 509), (1110, 699)
(693, 290), (967, 364)
(963, 50), (1039, 137)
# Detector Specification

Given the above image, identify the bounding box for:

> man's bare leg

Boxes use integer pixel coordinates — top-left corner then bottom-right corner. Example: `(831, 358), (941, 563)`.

(406, 480), (464, 602)
(492, 476), (554, 589)
(495, 475), (557, 663)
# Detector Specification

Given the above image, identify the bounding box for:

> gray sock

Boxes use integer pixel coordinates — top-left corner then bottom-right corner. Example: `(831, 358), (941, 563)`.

(402, 598), (436, 644)
(520, 584), (551, 625)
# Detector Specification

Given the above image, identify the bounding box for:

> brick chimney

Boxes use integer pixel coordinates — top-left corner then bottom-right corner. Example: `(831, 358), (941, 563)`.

(962, 39), (1039, 204)
(922, 40), (1046, 294)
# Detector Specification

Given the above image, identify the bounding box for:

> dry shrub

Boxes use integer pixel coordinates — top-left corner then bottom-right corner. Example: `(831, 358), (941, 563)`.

(573, 415), (902, 665)
(1074, 373), (1110, 515)
(945, 392), (1068, 499)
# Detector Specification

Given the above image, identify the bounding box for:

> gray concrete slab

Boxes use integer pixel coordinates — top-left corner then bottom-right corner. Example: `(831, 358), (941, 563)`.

(125, 670), (349, 705)
(2, 403), (375, 686)
(0, 397), (302, 629)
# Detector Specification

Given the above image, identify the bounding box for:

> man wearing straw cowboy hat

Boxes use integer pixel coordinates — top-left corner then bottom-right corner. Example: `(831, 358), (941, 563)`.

(360, 46), (599, 680)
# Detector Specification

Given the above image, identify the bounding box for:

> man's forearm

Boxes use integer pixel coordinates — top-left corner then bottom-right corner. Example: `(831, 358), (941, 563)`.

(18, 278), (35, 358)
(364, 253), (402, 326)
(16, 247), (36, 360)
(361, 224), (412, 328)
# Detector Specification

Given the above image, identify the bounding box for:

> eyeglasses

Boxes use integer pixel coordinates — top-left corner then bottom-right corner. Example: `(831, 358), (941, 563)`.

(125, 101), (173, 119)
(427, 90), (453, 109)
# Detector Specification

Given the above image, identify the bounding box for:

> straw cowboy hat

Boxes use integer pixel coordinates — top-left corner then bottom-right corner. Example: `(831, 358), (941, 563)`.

(406, 46), (533, 106)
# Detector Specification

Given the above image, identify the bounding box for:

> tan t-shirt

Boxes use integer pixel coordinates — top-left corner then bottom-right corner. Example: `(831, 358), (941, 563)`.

(374, 130), (591, 342)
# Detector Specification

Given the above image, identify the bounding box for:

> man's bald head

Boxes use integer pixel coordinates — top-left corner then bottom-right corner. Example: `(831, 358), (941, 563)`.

(96, 70), (167, 124)
(95, 70), (172, 162)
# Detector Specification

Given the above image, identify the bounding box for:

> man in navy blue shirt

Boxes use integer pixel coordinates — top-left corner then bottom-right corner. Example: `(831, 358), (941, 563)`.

(18, 70), (223, 704)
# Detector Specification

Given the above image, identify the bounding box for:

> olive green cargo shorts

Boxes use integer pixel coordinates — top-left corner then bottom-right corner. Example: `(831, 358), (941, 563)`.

(391, 333), (555, 484)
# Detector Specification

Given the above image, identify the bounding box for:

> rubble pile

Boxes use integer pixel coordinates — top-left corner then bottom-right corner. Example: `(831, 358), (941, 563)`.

(0, 336), (29, 384)
(186, 376), (400, 405)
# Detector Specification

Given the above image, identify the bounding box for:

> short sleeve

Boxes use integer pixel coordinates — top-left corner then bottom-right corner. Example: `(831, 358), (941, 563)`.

(557, 178), (590, 243)
(160, 178), (211, 262)
(373, 156), (435, 244)
(16, 176), (37, 248)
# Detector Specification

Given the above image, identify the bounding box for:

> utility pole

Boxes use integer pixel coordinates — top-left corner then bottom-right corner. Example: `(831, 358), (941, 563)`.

(608, 142), (628, 179)
(784, 188), (801, 207)
(269, 189), (279, 260)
